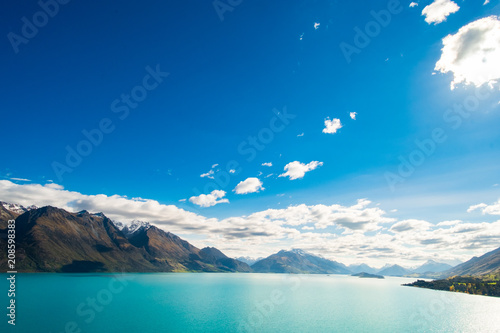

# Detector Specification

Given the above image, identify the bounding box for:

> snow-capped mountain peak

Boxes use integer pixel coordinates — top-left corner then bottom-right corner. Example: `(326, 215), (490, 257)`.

(290, 248), (308, 256)
(129, 220), (151, 232)
(115, 220), (151, 236)
(1, 201), (38, 214)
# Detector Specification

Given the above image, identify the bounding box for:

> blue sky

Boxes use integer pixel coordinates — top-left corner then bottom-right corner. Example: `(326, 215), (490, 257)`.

(1, 0), (500, 265)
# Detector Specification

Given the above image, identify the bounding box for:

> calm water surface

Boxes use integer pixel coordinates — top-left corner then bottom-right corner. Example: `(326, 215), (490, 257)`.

(1, 273), (499, 332)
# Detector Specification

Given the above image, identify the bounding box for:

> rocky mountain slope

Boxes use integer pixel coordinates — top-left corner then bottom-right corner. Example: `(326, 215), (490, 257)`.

(0, 204), (250, 273)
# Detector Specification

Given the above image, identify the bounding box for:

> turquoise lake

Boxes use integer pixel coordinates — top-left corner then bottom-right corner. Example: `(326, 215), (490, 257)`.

(1, 273), (500, 332)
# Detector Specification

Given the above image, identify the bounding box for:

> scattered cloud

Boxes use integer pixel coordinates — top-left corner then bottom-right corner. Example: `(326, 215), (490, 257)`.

(435, 16), (500, 89)
(468, 199), (500, 215)
(349, 112), (357, 120)
(299, 33), (304, 41)
(179, 198), (187, 202)
(229, 169), (236, 174)
(44, 183), (64, 190)
(322, 118), (342, 134)
(234, 177), (264, 194)
(9, 177), (31, 182)
(410, 2), (418, 7)
(297, 132), (304, 137)
(262, 162), (272, 167)
(279, 161), (323, 180)
(422, 0), (459, 25)
(314, 22), (320, 30)
(189, 190), (229, 207)
(265, 173), (274, 178)
(211, 163), (219, 169)
(390, 219), (432, 233)
(484, 0), (490, 5)
(436, 220), (462, 227)
(200, 169), (215, 179)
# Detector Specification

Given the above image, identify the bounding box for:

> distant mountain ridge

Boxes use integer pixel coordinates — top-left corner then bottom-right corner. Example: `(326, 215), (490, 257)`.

(413, 260), (453, 274)
(235, 256), (263, 266)
(377, 264), (413, 277)
(348, 263), (378, 274)
(251, 249), (350, 274)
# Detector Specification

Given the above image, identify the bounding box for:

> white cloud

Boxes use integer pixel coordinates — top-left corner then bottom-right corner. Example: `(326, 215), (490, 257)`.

(349, 112), (357, 120)
(179, 198), (186, 202)
(200, 169), (215, 179)
(9, 177), (31, 182)
(436, 220), (462, 227)
(299, 33), (304, 41)
(435, 16), (500, 89)
(279, 161), (323, 180)
(234, 177), (264, 194)
(200, 164), (221, 179)
(422, 0), (459, 25)
(44, 183), (64, 190)
(410, 2), (418, 7)
(484, 0), (490, 5)
(227, 199), (394, 233)
(468, 199), (500, 215)
(297, 132), (304, 137)
(189, 190), (229, 208)
(262, 162), (272, 167)
(314, 22), (320, 30)
(265, 173), (274, 178)
(322, 118), (342, 134)
(229, 169), (236, 174)
(389, 219), (432, 232)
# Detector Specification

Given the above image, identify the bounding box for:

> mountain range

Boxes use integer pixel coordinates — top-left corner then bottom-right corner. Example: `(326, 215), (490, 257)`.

(0, 204), (250, 273)
(0, 202), (498, 279)
(251, 249), (350, 274)
(413, 260), (453, 274)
